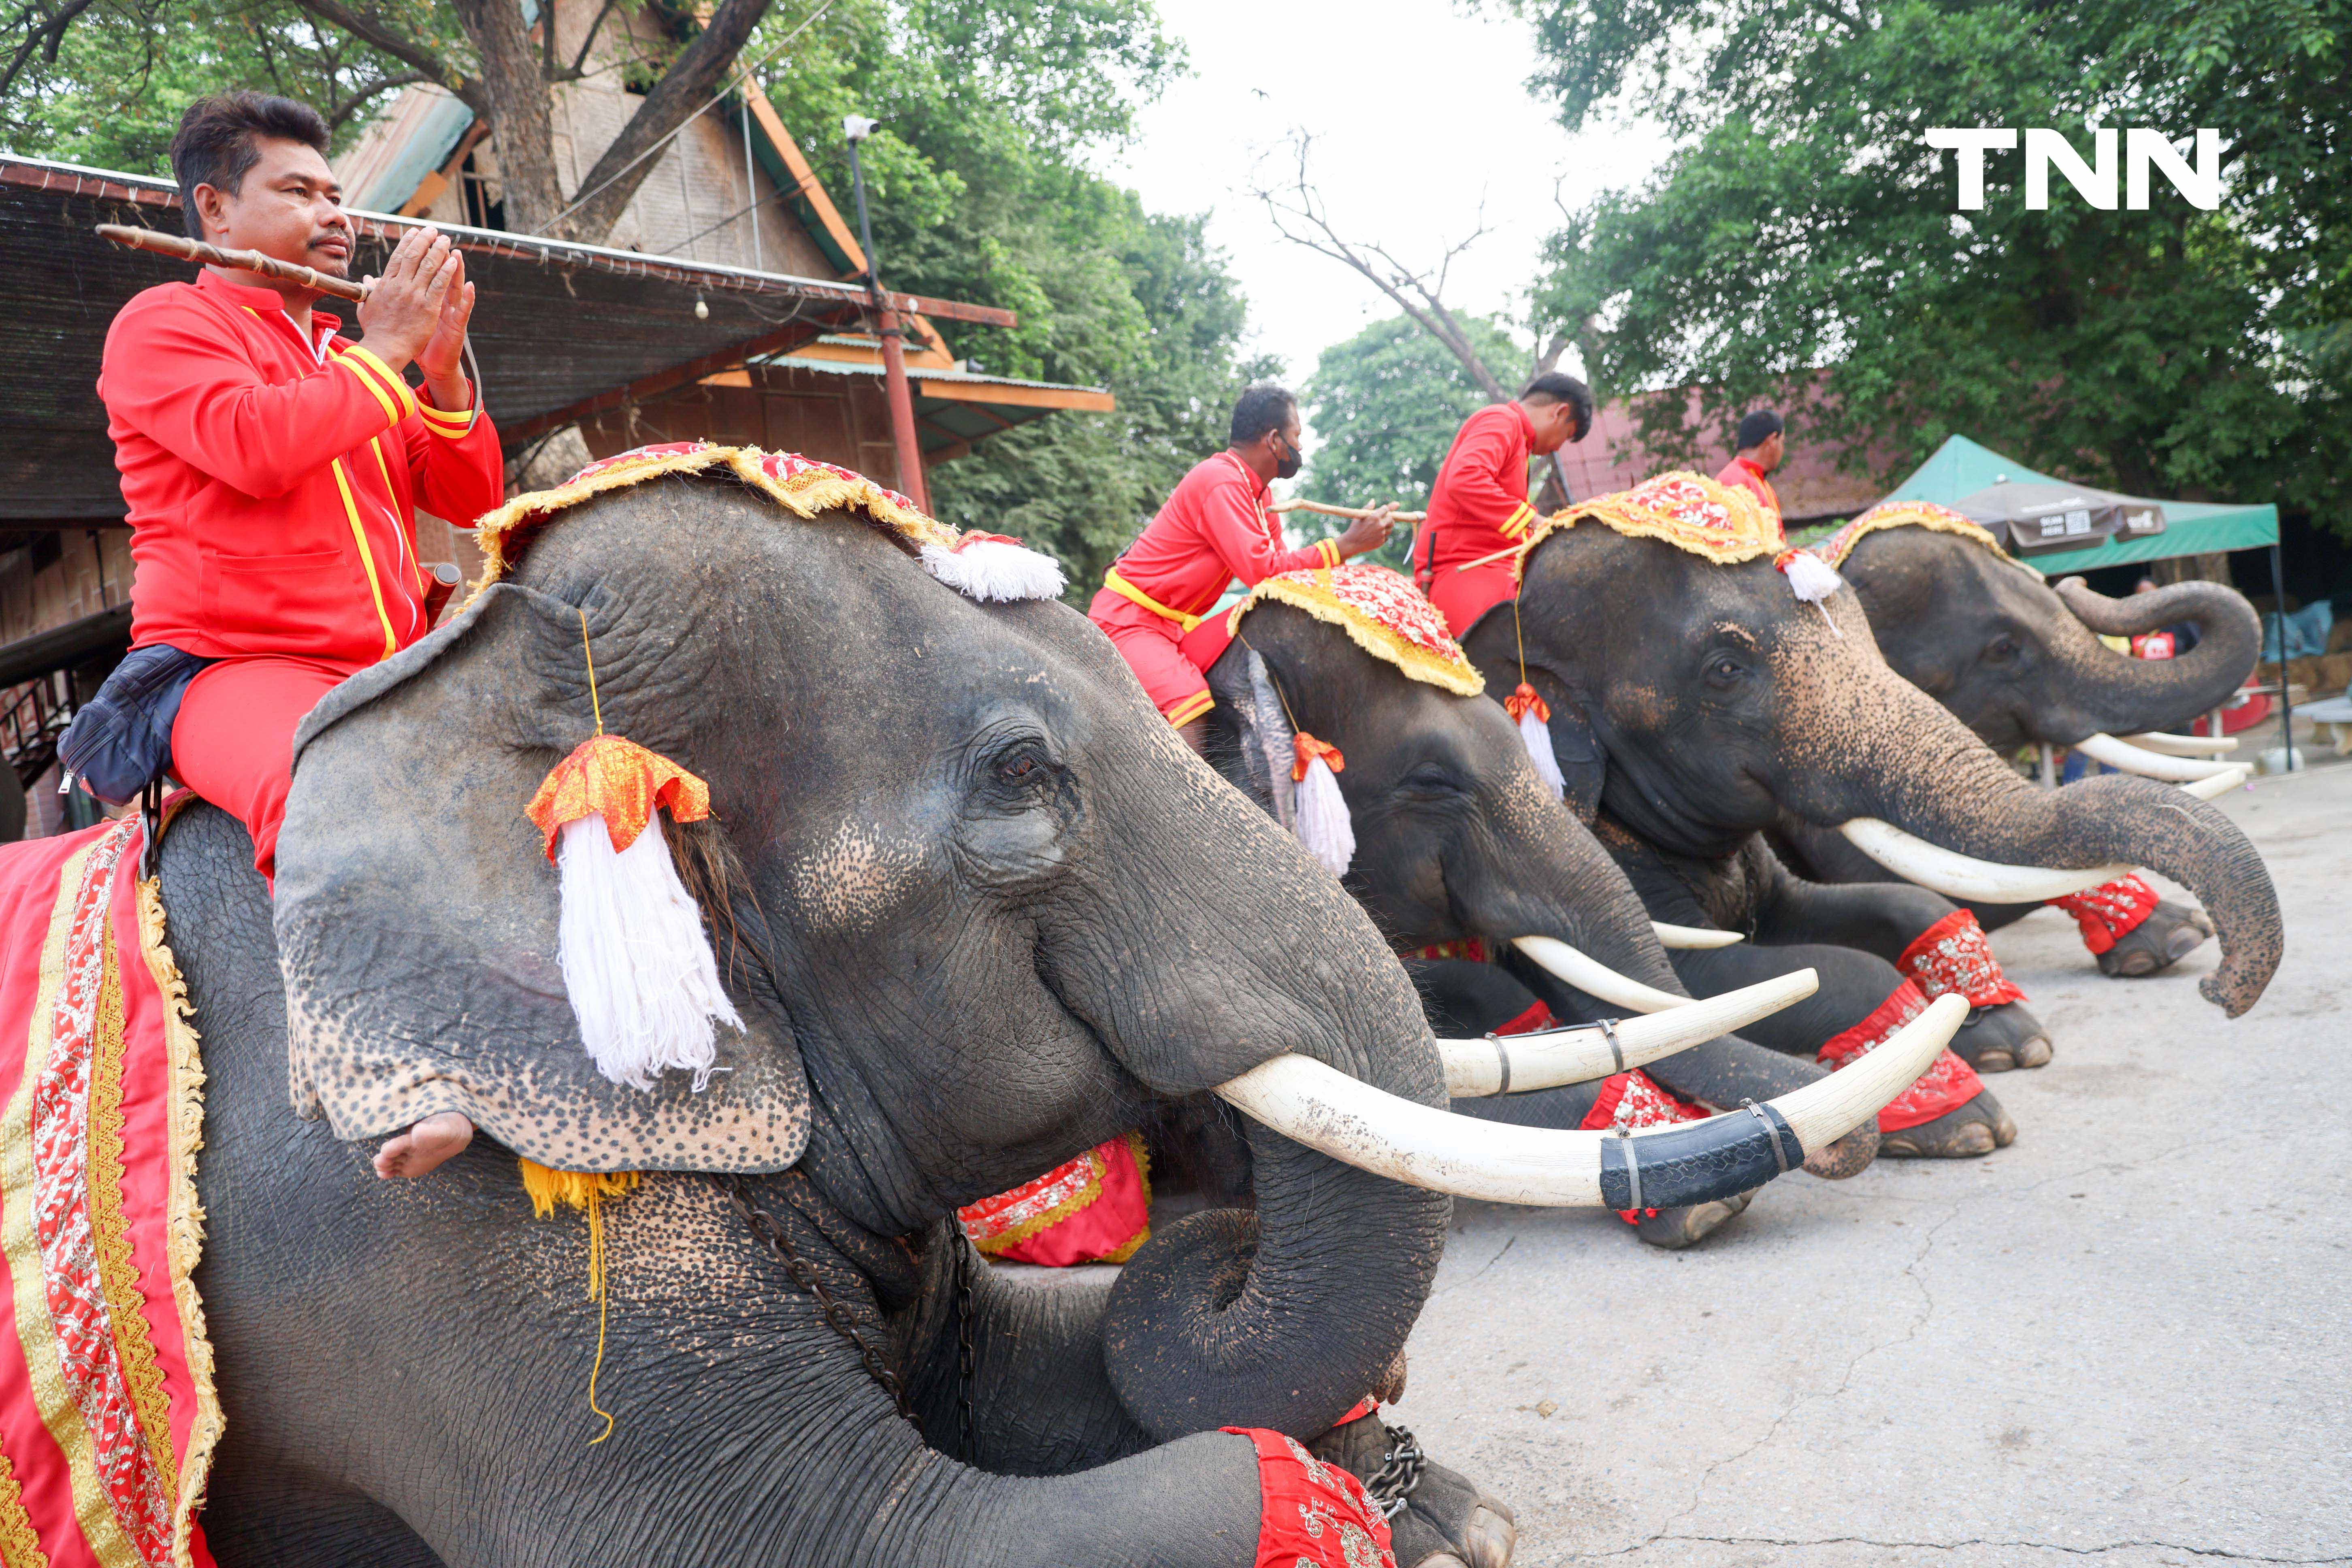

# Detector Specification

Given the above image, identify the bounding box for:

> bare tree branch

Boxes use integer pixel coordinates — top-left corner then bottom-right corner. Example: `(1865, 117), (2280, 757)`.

(286, 0), (483, 113)
(552, 0), (622, 82)
(0, 0), (99, 100)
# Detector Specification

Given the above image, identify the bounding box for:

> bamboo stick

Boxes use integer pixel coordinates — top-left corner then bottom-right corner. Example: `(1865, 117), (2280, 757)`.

(1269, 498), (1426, 524)
(95, 223), (371, 302)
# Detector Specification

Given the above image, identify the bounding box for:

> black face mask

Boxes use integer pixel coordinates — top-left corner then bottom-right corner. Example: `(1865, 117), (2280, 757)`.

(1272, 435), (1302, 479)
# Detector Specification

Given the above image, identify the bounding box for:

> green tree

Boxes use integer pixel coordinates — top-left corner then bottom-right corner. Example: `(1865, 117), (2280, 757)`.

(1517, 0), (2351, 533)
(1297, 312), (1523, 571)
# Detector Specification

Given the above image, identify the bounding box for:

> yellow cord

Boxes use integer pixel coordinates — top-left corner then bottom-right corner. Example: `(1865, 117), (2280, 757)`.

(586, 1187), (616, 1444)
(578, 607), (605, 736)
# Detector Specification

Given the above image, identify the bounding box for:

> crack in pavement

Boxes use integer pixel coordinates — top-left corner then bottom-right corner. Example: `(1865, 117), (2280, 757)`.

(1586, 1532), (2351, 1563)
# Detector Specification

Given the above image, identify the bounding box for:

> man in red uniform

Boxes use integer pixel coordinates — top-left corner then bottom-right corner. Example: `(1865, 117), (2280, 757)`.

(1412, 373), (1593, 637)
(1715, 409), (1785, 533)
(1089, 384), (1394, 750)
(98, 93), (503, 1178)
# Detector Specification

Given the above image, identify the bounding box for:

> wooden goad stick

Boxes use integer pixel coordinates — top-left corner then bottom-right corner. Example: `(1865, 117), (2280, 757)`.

(95, 223), (371, 302)
(1270, 498), (1428, 524)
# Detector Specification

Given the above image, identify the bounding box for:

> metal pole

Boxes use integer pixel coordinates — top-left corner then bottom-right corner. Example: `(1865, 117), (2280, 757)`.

(742, 93), (761, 266)
(2269, 541), (2297, 771)
(844, 129), (929, 513)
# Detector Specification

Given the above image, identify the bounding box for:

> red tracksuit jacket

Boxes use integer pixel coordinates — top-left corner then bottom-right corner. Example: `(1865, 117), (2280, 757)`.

(1412, 401), (1539, 635)
(98, 270), (504, 665)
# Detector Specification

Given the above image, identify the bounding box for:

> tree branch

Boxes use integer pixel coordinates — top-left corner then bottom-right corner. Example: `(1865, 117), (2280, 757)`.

(0, 0), (99, 100)
(553, 0), (622, 81)
(285, 0), (484, 113)
(555, 0), (777, 241)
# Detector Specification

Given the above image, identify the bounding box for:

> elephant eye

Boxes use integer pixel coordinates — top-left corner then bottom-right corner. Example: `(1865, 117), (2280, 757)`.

(1986, 635), (2021, 664)
(997, 750), (1045, 786)
(1703, 653), (1747, 689)
(1401, 762), (1464, 798)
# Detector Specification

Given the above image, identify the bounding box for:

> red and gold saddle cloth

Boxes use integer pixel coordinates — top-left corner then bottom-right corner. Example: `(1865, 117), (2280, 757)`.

(956, 1131), (1152, 1268)
(1180, 562), (1486, 697)
(0, 809), (219, 1568)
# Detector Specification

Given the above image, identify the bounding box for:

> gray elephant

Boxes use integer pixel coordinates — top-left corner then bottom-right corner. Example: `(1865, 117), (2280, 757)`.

(1454, 479), (2281, 1155)
(1173, 579), (1876, 1250)
(1774, 507), (2261, 978)
(165, 469), (1926, 1566)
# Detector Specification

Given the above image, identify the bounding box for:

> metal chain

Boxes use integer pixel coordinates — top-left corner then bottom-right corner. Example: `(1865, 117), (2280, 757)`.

(1362, 1423), (1427, 1520)
(715, 1174), (918, 1427)
(952, 1229), (978, 1463)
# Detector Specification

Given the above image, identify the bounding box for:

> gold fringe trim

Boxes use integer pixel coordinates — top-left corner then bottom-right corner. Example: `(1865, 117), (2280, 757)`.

(1230, 575), (1485, 697)
(518, 1159), (642, 1446)
(1098, 1132), (1154, 1265)
(466, 445), (962, 610)
(87, 913), (181, 1508)
(137, 872), (223, 1568)
(1516, 469), (1784, 582)
(0, 1446), (49, 1568)
(1817, 500), (2038, 576)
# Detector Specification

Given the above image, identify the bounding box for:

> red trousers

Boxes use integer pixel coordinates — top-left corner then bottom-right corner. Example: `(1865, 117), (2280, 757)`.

(170, 655), (359, 883)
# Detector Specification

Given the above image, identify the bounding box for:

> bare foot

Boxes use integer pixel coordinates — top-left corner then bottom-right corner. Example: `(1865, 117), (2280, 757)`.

(373, 1111), (475, 1179)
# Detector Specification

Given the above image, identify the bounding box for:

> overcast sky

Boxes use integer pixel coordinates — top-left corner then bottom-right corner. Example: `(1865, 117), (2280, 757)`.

(1107, 0), (1675, 390)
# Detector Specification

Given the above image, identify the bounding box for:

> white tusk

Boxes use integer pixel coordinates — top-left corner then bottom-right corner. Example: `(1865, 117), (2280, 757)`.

(2122, 731), (2238, 756)
(2180, 767), (2248, 800)
(1512, 935), (1690, 1013)
(1839, 818), (2130, 901)
(1436, 969), (1816, 1097)
(1652, 920), (1743, 949)
(1214, 994), (1968, 1206)
(2075, 733), (2241, 782)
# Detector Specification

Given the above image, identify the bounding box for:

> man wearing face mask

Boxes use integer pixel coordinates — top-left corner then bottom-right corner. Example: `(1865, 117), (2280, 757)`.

(1089, 383), (1394, 752)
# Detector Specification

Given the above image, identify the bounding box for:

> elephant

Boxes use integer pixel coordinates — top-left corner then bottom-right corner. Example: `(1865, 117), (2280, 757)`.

(1773, 517), (2262, 979)
(165, 471), (1927, 1567)
(1456, 502), (2281, 1155)
(1180, 591), (1879, 1249)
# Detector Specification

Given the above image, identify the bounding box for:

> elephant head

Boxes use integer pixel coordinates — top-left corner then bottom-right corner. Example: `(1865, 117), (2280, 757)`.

(1465, 480), (2282, 1016)
(1827, 511), (2261, 752)
(1187, 578), (1878, 1178)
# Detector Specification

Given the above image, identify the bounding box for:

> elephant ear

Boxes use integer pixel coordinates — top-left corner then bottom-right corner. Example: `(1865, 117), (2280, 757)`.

(273, 583), (810, 1174)
(1204, 646), (1297, 830)
(1521, 665), (1606, 822)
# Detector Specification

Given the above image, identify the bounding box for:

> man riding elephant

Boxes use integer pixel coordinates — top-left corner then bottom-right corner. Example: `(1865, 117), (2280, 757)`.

(135, 448), (1944, 1567)
(1453, 473), (2281, 1153)
(1772, 502), (2263, 980)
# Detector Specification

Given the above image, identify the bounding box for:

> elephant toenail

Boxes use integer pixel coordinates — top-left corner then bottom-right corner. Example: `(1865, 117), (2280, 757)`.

(2015, 1035), (2053, 1068)
(1466, 1504), (1518, 1568)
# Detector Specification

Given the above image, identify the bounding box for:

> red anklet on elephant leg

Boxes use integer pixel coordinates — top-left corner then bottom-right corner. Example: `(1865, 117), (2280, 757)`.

(1817, 980), (1985, 1131)
(1219, 1426), (1397, 1568)
(1577, 1069), (1710, 1222)
(2049, 874), (2160, 955)
(1897, 909), (2026, 1007)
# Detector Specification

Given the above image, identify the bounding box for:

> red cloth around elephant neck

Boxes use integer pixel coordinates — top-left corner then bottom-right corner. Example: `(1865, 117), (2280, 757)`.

(1218, 1425), (1397, 1568)
(955, 1131), (1150, 1267)
(1817, 979), (1984, 1131)
(1896, 909), (2027, 1008)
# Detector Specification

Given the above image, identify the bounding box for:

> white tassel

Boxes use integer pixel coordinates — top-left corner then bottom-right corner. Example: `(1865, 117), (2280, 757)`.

(554, 810), (746, 1091)
(1517, 707), (1566, 799)
(920, 539), (1067, 603)
(1778, 548), (1846, 636)
(1294, 752), (1355, 878)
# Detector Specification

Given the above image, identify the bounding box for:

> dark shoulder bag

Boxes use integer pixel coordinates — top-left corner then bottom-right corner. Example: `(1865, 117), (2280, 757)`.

(56, 644), (216, 807)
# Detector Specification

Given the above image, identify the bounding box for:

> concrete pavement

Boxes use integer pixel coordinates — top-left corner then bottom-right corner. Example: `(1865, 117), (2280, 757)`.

(1396, 767), (2352, 1566)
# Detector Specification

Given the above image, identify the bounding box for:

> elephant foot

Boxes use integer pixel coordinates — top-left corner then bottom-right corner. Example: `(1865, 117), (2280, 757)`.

(2097, 900), (2211, 978)
(1878, 1091), (2017, 1159)
(1631, 1187), (1755, 1250)
(1803, 1122), (1879, 1180)
(1951, 1001), (2052, 1073)
(1311, 1415), (1516, 1568)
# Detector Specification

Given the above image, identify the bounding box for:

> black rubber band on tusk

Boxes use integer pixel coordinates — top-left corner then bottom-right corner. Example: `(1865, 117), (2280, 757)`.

(1741, 1098), (1801, 1174)
(1599, 1016), (1624, 1072)
(1598, 1105), (1797, 1211)
(1484, 1033), (1511, 1095)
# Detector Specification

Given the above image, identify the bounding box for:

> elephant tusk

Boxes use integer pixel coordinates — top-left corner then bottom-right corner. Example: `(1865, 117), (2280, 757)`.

(1436, 969), (1817, 1097)
(1652, 920), (1743, 949)
(2074, 733), (2241, 783)
(1842, 766), (2244, 902)
(1838, 818), (2131, 901)
(1214, 993), (1967, 1207)
(1511, 935), (1691, 1013)
(2122, 731), (2238, 756)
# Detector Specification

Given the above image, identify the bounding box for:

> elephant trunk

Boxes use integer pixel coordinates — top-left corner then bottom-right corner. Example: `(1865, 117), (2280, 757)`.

(2035, 575), (2263, 743)
(1805, 667), (2281, 1015)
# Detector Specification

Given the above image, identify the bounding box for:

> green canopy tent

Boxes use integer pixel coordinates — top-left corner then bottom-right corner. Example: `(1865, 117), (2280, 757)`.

(1882, 434), (2278, 574)
(1881, 434), (2297, 765)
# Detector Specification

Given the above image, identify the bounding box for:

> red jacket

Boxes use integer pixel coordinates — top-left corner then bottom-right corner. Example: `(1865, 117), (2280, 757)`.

(1715, 456), (1783, 536)
(1088, 451), (1337, 633)
(1413, 402), (1538, 635)
(99, 271), (504, 665)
